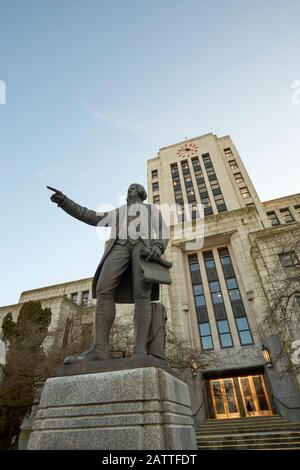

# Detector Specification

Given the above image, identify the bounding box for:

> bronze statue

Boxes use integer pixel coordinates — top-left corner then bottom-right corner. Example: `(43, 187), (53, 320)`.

(48, 184), (170, 363)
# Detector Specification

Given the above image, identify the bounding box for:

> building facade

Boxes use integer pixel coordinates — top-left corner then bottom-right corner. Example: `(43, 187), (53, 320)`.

(1, 132), (300, 431)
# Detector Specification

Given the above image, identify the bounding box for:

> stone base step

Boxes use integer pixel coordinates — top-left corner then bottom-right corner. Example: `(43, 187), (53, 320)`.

(197, 432), (300, 440)
(198, 444), (300, 450)
(197, 423), (300, 433)
(205, 414), (281, 423)
(196, 416), (300, 450)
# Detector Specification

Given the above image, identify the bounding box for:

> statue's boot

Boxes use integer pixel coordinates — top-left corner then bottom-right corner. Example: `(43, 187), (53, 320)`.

(64, 346), (110, 364)
(64, 294), (115, 364)
(132, 299), (152, 356)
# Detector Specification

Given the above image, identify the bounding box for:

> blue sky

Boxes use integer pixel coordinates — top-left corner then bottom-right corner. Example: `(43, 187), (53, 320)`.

(0, 0), (299, 306)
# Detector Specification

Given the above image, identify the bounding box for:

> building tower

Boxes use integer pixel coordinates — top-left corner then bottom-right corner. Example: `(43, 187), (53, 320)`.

(147, 133), (300, 424)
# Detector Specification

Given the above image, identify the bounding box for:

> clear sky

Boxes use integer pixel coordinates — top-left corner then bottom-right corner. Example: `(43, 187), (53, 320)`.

(0, 0), (299, 307)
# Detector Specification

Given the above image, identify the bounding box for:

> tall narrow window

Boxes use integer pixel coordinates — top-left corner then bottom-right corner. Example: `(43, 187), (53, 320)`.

(218, 248), (253, 346)
(203, 251), (233, 348)
(202, 153), (227, 213)
(192, 157), (213, 215)
(188, 255), (214, 350)
(170, 163), (185, 222)
(152, 182), (159, 192)
(202, 153), (213, 168)
(181, 161), (198, 217)
(186, 188), (196, 203)
(152, 169), (158, 179)
(171, 163), (179, 177)
(214, 194), (227, 212)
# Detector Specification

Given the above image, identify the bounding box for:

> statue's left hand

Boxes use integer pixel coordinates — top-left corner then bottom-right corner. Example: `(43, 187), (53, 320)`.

(146, 245), (162, 262)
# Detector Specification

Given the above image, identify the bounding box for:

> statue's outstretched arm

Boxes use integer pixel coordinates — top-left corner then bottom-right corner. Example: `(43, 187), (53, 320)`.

(47, 186), (111, 227)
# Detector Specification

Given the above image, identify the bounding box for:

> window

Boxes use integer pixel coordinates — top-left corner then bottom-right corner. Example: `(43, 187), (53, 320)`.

(173, 178), (181, 189)
(181, 160), (190, 174)
(240, 187), (250, 199)
(70, 292), (78, 303)
(171, 163), (185, 212)
(279, 251), (300, 268)
(198, 184), (207, 193)
(151, 169), (158, 179)
(188, 255), (214, 350)
(191, 204), (199, 219)
(267, 211), (280, 226)
(201, 197), (211, 207)
(203, 251), (233, 348)
(229, 159), (238, 170)
(81, 290), (89, 307)
(202, 153), (212, 168)
(153, 195), (160, 205)
(171, 163), (179, 176)
(184, 175), (193, 187)
(294, 204), (300, 216)
(187, 189), (196, 202)
(210, 180), (220, 191)
(204, 207), (214, 216)
(192, 157), (201, 171)
(175, 192), (184, 204)
(195, 170), (203, 179)
(218, 247), (253, 346)
(177, 206), (185, 222)
(280, 208), (294, 224)
(152, 182), (159, 192)
(236, 318), (253, 345)
(214, 193), (227, 212)
(224, 148), (233, 157)
(295, 294), (300, 307)
(206, 167), (216, 177)
(234, 172), (244, 183)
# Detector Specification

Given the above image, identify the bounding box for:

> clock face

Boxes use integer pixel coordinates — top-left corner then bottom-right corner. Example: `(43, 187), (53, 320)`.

(176, 143), (198, 157)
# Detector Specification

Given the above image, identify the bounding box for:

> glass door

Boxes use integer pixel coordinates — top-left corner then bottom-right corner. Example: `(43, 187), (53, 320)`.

(210, 378), (240, 419)
(238, 375), (272, 417)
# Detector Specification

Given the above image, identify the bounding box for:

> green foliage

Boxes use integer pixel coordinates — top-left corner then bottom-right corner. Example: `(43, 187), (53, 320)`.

(0, 301), (52, 449)
(2, 313), (16, 341)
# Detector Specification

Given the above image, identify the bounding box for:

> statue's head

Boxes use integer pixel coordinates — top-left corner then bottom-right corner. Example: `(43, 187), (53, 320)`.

(127, 183), (147, 203)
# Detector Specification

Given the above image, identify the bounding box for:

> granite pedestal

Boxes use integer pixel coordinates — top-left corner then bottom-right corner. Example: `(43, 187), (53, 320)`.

(27, 366), (197, 450)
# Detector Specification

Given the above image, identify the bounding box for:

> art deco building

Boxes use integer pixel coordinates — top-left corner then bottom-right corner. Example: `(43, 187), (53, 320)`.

(1, 132), (300, 448)
(147, 133), (300, 425)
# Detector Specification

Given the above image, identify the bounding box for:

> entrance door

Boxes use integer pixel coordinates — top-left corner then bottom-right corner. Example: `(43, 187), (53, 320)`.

(238, 375), (272, 417)
(210, 378), (240, 419)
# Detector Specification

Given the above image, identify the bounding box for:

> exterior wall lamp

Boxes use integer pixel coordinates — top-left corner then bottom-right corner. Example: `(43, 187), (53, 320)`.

(262, 345), (272, 368)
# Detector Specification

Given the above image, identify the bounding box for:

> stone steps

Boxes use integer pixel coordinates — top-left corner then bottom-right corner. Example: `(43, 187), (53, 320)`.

(196, 416), (300, 450)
